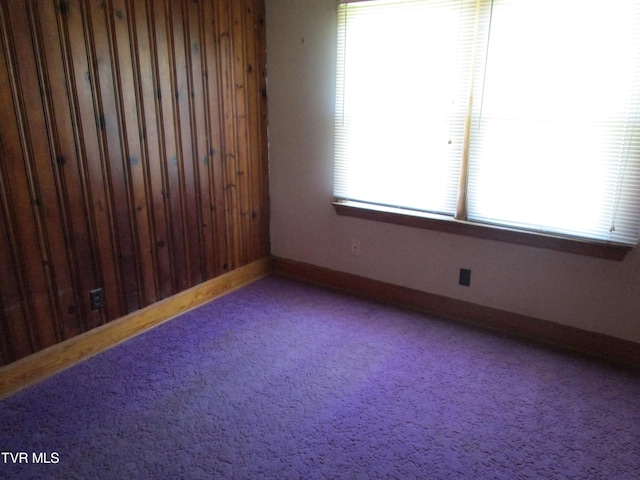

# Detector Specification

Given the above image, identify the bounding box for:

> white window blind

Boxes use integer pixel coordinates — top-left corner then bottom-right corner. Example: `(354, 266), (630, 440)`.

(467, 0), (640, 244)
(334, 0), (640, 246)
(334, 0), (477, 216)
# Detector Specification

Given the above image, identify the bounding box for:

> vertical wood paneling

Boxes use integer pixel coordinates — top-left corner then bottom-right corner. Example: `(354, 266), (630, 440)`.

(231, 1), (253, 268)
(187, 0), (216, 281)
(36, 0), (101, 334)
(0, 0), (269, 367)
(28, 0), (85, 340)
(0, 16), (32, 362)
(153, 0), (190, 293)
(172, 0), (203, 287)
(111, 0), (157, 308)
(122, 0), (160, 307)
(254, 0), (271, 259)
(86, 0), (140, 314)
(0, 147), (34, 361)
(214, 0), (241, 272)
(65, 0), (125, 322)
(0, 2), (57, 350)
(133, 0), (173, 300)
(202, 0), (229, 276)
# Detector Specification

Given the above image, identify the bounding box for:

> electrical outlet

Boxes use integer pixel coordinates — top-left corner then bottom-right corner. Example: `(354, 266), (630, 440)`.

(351, 238), (361, 256)
(459, 268), (471, 287)
(89, 288), (104, 310)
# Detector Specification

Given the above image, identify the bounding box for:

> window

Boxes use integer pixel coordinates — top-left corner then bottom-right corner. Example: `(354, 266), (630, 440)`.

(334, 0), (640, 253)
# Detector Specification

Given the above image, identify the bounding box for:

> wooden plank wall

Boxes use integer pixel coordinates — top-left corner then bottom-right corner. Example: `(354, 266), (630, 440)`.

(0, 0), (269, 367)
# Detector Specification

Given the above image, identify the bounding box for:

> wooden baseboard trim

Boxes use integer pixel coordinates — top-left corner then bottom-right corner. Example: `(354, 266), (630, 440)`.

(0, 257), (272, 400)
(273, 257), (640, 370)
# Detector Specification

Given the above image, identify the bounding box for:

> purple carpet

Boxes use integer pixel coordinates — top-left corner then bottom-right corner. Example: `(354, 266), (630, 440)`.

(1, 276), (639, 479)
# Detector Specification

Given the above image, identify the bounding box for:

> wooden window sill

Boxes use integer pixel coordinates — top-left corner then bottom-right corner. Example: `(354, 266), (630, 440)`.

(333, 201), (632, 261)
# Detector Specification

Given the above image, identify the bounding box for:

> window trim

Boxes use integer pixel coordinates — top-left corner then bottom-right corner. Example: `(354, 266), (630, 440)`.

(334, 200), (631, 261)
(334, 0), (640, 252)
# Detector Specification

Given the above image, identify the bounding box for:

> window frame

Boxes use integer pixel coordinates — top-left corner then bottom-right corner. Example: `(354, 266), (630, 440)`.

(334, 200), (631, 261)
(333, 0), (639, 260)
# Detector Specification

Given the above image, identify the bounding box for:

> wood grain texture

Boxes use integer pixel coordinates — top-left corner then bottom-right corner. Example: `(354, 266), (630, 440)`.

(0, 257), (272, 400)
(273, 257), (640, 370)
(0, 0), (269, 366)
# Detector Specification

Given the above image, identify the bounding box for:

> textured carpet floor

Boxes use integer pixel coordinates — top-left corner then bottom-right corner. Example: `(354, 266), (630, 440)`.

(1, 276), (639, 479)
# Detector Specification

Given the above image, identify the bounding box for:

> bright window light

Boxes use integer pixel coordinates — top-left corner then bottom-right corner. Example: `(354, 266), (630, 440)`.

(467, 0), (640, 241)
(334, 0), (640, 245)
(336, 0), (472, 215)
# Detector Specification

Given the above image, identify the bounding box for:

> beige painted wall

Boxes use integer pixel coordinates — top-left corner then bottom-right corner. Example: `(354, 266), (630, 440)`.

(265, 0), (640, 343)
